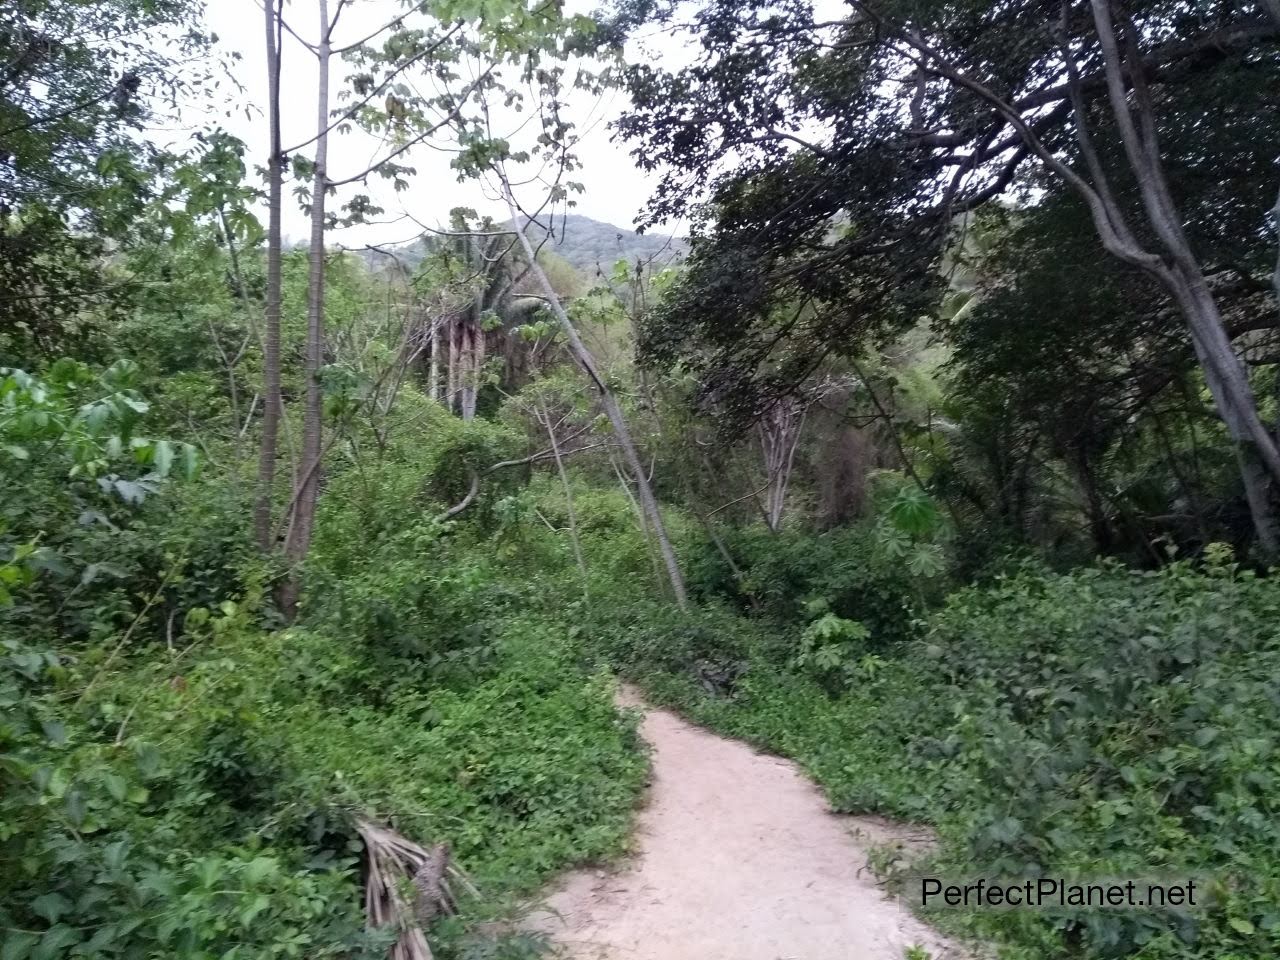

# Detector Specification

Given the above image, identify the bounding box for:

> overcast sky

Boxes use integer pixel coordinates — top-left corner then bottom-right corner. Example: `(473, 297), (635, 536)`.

(195, 0), (681, 248)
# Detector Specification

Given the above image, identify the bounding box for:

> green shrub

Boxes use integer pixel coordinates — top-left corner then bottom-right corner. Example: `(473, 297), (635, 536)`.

(2, 382), (649, 959)
(687, 524), (922, 647)
(635, 557), (1280, 960)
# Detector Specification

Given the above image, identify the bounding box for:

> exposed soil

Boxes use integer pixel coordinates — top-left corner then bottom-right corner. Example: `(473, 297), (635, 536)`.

(524, 690), (970, 960)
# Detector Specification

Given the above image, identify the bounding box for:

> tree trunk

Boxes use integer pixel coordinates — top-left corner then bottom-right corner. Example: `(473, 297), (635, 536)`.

(1162, 258), (1279, 554)
(894, 4), (1280, 551)
(1272, 188), (1280, 448)
(427, 315), (441, 402)
(460, 317), (479, 421)
(471, 319), (486, 415)
(1086, 0), (1280, 551)
(279, 0), (331, 611)
(538, 400), (588, 589)
(1070, 445), (1115, 554)
(612, 454), (668, 597)
(758, 397), (805, 532)
(500, 184), (687, 609)
(447, 317), (461, 413)
(254, 0), (284, 551)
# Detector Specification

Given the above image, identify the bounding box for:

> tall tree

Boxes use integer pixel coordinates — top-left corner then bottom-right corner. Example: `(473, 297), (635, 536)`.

(256, 0), (285, 551)
(615, 0), (1280, 550)
(1, 0), (209, 360)
(279, 0), (333, 603)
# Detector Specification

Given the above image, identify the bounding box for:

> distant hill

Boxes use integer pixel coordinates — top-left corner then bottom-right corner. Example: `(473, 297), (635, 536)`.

(356, 215), (687, 280)
(519, 215), (687, 277)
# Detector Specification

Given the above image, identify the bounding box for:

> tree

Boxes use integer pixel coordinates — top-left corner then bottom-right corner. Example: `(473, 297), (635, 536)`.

(614, 0), (1280, 550)
(345, 0), (690, 606)
(255, 0), (487, 611)
(255, 0), (285, 551)
(1, 0), (211, 360)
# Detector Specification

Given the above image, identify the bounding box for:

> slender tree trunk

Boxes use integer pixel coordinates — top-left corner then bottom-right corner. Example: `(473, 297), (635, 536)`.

(758, 397), (805, 532)
(1272, 188), (1280, 448)
(280, 0), (331, 609)
(612, 454), (667, 597)
(255, 0), (284, 550)
(1272, 188), (1280, 316)
(1086, 0), (1280, 551)
(207, 213), (246, 478)
(500, 176), (687, 609)
(537, 400), (588, 589)
(447, 317), (461, 413)
(471, 319), (486, 415)
(1070, 446), (1115, 553)
(460, 317), (480, 421)
(427, 316), (441, 402)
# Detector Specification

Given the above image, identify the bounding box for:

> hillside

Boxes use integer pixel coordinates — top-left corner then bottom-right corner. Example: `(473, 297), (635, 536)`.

(521, 214), (687, 276)
(357, 214), (687, 279)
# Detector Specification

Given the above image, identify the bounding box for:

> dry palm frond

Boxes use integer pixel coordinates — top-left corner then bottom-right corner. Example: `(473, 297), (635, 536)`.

(356, 818), (478, 960)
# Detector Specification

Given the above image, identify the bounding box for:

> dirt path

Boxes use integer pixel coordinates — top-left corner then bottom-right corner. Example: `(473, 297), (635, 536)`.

(524, 692), (969, 960)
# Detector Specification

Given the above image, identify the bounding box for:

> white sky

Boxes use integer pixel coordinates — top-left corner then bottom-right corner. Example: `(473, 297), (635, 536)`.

(196, 0), (680, 247)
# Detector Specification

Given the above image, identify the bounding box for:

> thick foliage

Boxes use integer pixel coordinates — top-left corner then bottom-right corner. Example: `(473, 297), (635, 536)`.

(1, 384), (648, 960)
(686, 524), (923, 646)
(626, 556), (1280, 960)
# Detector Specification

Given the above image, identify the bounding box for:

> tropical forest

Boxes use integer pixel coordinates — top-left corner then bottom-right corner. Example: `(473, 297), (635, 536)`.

(3, 1), (1280, 958)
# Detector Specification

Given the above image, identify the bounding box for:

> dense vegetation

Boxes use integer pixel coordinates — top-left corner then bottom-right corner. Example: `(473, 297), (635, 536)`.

(3, 1), (1280, 959)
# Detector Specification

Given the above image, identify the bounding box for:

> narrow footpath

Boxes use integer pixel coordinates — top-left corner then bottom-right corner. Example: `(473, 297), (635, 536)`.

(525, 692), (970, 960)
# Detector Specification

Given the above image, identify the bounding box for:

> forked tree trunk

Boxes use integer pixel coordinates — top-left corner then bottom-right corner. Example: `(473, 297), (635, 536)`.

(254, 0), (284, 550)
(890, 0), (1280, 552)
(1086, 0), (1280, 552)
(537, 400), (588, 588)
(758, 396), (806, 532)
(279, 0), (331, 611)
(497, 174), (687, 609)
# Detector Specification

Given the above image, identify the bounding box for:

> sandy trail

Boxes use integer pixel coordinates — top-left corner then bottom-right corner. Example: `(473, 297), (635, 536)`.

(524, 691), (968, 960)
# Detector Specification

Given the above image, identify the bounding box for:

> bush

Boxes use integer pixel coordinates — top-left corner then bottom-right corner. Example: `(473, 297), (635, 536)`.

(686, 524), (923, 647)
(2, 382), (650, 960)
(633, 556), (1280, 960)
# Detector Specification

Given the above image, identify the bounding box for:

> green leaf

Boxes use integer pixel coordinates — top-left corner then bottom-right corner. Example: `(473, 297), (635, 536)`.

(32, 925), (79, 960)
(104, 773), (128, 802)
(1229, 918), (1255, 936)
(64, 788), (86, 827)
(152, 440), (174, 477)
(30, 892), (70, 924)
(243, 856), (277, 886)
(1, 931), (39, 960)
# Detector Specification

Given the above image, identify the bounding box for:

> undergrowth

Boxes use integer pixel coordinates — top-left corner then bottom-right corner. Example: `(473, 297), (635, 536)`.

(598, 548), (1280, 960)
(1, 386), (648, 960)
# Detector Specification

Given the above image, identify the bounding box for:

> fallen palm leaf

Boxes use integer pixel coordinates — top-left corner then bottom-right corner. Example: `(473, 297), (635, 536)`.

(356, 818), (477, 960)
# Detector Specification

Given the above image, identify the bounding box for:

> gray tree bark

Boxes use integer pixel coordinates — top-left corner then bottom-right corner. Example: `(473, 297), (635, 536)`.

(884, 1), (1280, 552)
(537, 400), (589, 588)
(280, 0), (332, 607)
(254, 0), (284, 551)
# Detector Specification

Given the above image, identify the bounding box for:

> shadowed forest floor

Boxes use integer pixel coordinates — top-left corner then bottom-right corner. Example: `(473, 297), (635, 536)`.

(524, 690), (968, 960)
